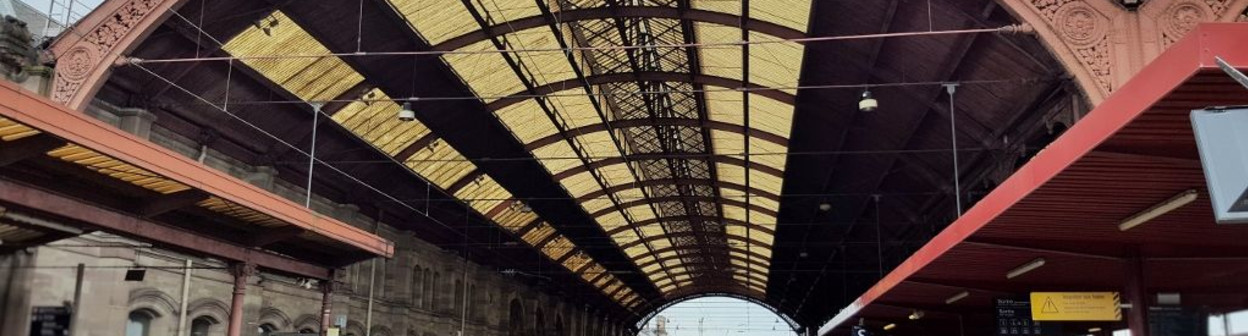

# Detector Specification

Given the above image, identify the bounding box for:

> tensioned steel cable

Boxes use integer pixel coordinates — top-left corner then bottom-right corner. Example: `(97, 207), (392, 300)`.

(49, 9), (568, 287)
(134, 77), (1052, 107)
(129, 25), (1030, 64)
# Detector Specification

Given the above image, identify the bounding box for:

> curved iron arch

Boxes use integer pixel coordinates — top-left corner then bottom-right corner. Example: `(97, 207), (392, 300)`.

(576, 178), (781, 203)
(525, 117), (789, 151)
(486, 71), (796, 112)
(433, 6), (806, 52)
(554, 154), (785, 182)
(617, 231), (771, 251)
(601, 215), (775, 236)
(591, 196), (778, 220)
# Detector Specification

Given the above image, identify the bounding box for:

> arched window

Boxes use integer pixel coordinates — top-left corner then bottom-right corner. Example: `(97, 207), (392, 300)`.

(509, 299), (525, 336)
(453, 279), (464, 312)
(422, 268), (432, 308)
(410, 265), (422, 306)
(126, 310), (154, 336)
(535, 308), (546, 336)
(190, 316), (217, 336)
(555, 315), (565, 336)
(258, 323), (278, 336)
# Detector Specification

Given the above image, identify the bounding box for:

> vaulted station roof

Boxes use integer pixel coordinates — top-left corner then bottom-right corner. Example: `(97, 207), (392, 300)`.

(102, 0), (1074, 326)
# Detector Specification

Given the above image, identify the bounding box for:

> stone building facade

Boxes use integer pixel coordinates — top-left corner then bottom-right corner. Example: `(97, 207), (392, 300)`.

(0, 18), (632, 336)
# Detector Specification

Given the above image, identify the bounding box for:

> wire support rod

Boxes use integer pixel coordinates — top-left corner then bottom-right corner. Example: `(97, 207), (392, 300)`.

(139, 77), (1054, 107)
(128, 26), (1031, 65)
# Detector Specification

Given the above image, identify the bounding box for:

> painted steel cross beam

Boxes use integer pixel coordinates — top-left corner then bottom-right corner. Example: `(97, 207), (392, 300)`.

(0, 80), (393, 260)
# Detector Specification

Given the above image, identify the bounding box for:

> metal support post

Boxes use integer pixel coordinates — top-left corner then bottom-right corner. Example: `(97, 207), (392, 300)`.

(1125, 256), (1149, 336)
(228, 263), (256, 336)
(321, 276), (334, 336)
(177, 259), (193, 336)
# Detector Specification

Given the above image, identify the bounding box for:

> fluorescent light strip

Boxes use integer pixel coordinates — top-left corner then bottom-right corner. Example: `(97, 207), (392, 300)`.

(1118, 189), (1198, 231)
(945, 291), (969, 304)
(883, 324), (896, 331)
(1006, 258), (1046, 279)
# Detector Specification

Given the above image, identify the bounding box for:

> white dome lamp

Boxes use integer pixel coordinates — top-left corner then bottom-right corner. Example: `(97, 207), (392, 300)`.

(398, 101), (416, 121)
(859, 89), (878, 112)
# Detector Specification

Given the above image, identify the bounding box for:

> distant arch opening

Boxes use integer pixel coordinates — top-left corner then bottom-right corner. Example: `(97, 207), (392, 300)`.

(635, 296), (799, 336)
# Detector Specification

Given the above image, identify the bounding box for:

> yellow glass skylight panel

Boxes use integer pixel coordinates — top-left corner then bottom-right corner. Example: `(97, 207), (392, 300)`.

(623, 244), (648, 258)
(752, 0), (812, 32)
(603, 281), (623, 297)
(444, 40), (526, 102)
(655, 249), (679, 261)
(470, 0), (541, 22)
(389, 0), (478, 45)
(695, 24), (803, 95)
(491, 204), (538, 232)
(612, 288), (632, 301)
(561, 171), (599, 198)
(673, 274), (692, 283)
(641, 262), (663, 274)
(592, 161), (636, 187)
(532, 141), (580, 174)
(691, 0), (811, 33)
(639, 223), (665, 238)
(576, 131), (623, 161)
(332, 90), (432, 155)
(592, 272), (612, 288)
(600, 212), (629, 232)
(563, 251), (593, 272)
(452, 175), (509, 213)
(648, 237), (672, 250)
(723, 205), (777, 225)
(711, 130), (788, 170)
(49, 145), (191, 194)
(0, 117), (39, 141)
(522, 222), (557, 245)
(624, 205), (657, 223)
(583, 198), (614, 217)
(541, 235), (574, 260)
(705, 91), (795, 138)
(503, 28), (579, 88)
(749, 32), (805, 93)
(222, 11), (363, 102)
(715, 163), (784, 197)
(496, 99), (556, 143)
(614, 187), (646, 203)
(548, 89), (605, 129)
(405, 138), (477, 189)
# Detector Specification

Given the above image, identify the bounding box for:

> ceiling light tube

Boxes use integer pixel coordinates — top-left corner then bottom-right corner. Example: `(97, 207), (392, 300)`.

(1118, 189), (1199, 231)
(1006, 258), (1046, 279)
(883, 324), (896, 331)
(1089, 327), (1103, 333)
(945, 291), (969, 304)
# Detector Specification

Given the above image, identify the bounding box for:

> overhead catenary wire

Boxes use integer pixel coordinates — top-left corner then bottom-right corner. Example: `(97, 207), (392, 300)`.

(136, 77), (1052, 108)
(128, 25), (1031, 65)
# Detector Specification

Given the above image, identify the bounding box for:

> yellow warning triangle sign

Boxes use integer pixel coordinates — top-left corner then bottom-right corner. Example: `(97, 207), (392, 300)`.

(1041, 297), (1060, 314)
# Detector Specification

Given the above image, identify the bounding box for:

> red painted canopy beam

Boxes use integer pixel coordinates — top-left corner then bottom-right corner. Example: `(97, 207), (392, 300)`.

(0, 80), (393, 259)
(817, 23), (1248, 336)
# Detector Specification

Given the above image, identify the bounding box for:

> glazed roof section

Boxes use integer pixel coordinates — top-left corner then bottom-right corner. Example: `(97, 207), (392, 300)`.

(216, 0), (811, 309)
(390, 0), (809, 300)
(221, 10), (639, 308)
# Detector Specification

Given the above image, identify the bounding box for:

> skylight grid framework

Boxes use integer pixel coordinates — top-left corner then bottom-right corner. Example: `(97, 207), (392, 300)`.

(386, 0), (806, 303)
(557, 0), (741, 293)
(451, 0), (664, 302)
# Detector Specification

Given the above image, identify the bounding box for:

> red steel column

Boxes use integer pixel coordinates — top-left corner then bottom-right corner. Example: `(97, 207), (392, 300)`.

(1125, 256), (1149, 336)
(321, 276), (335, 336)
(228, 263), (256, 336)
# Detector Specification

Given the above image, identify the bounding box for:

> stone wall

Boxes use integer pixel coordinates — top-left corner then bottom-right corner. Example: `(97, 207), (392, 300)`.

(7, 230), (624, 336)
